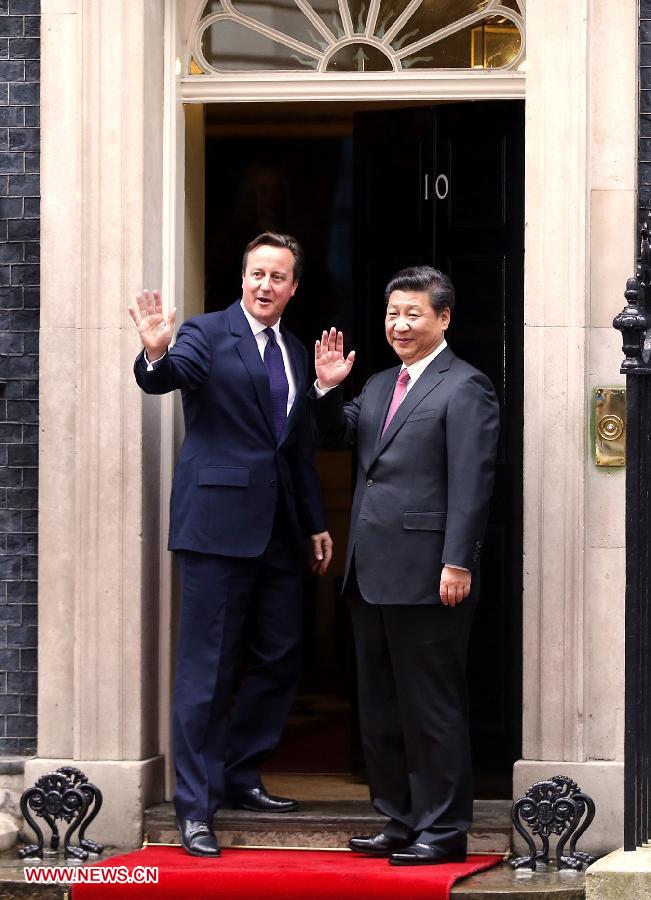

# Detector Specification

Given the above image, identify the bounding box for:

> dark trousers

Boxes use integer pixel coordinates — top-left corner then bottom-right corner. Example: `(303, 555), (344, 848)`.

(348, 588), (475, 849)
(173, 512), (302, 821)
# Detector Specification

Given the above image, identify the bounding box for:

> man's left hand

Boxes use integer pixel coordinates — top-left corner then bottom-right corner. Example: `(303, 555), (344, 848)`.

(439, 566), (471, 607)
(309, 531), (333, 575)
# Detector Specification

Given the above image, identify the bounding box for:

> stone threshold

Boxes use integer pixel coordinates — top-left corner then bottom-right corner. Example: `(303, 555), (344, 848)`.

(146, 797), (512, 854)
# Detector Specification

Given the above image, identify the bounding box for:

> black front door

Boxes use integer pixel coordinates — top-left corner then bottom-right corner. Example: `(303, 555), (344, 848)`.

(354, 102), (524, 791)
(204, 100), (524, 790)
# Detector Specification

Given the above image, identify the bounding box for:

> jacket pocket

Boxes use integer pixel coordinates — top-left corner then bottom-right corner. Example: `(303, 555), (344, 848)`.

(403, 511), (447, 531)
(198, 466), (250, 487)
(406, 410), (440, 422)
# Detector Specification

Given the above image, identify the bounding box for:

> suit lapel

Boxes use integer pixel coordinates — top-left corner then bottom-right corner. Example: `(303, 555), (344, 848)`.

(370, 347), (453, 464)
(228, 302), (276, 440)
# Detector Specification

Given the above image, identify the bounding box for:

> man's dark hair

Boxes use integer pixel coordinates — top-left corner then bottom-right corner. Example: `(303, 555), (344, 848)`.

(384, 265), (455, 313)
(242, 232), (304, 281)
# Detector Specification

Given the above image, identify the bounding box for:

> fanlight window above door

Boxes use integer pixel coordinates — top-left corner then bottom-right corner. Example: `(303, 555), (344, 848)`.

(187, 0), (525, 75)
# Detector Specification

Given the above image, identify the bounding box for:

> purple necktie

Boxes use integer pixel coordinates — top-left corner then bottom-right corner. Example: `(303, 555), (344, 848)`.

(263, 327), (289, 439)
(382, 368), (410, 435)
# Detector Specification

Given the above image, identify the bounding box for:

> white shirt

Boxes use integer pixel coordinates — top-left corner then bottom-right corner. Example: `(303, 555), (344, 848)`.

(145, 302), (297, 416)
(399, 339), (447, 389)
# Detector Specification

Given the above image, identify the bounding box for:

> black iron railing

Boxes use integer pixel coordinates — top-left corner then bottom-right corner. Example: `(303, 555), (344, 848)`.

(613, 219), (651, 850)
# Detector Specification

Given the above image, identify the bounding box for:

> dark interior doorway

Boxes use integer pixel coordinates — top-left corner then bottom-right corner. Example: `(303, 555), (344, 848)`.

(203, 99), (524, 797)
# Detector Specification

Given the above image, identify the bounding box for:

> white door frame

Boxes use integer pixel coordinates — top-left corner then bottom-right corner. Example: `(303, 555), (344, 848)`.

(159, 15), (526, 797)
(162, 0), (612, 811)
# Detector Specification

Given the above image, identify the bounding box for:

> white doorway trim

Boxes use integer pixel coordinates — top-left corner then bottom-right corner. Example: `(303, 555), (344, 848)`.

(165, 0), (616, 814)
(160, 4), (527, 802)
(179, 70), (525, 104)
(163, 2), (634, 841)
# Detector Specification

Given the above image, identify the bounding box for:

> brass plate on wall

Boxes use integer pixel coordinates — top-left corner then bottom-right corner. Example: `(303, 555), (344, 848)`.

(594, 388), (626, 467)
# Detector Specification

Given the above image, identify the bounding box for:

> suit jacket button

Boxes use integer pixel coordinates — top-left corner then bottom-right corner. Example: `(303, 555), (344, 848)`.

(366, 479), (373, 486)
(270, 479), (277, 487)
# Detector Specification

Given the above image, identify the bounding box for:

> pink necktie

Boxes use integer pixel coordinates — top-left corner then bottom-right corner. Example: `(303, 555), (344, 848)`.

(382, 368), (410, 435)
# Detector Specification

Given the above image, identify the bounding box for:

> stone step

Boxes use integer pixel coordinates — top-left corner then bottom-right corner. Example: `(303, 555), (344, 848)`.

(144, 798), (513, 855)
(0, 847), (586, 900)
(143, 798), (586, 899)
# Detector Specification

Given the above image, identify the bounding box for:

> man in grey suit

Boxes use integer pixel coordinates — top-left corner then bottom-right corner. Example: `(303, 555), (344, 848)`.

(310, 265), (499, 866)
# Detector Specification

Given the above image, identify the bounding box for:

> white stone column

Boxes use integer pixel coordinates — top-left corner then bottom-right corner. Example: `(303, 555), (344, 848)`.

(514, 0), (636, 855)
(31, 0), (167, 847)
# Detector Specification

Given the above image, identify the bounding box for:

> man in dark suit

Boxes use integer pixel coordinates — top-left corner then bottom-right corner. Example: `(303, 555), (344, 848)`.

(129, 233), (332, 858)
(310, 265), (499, 866)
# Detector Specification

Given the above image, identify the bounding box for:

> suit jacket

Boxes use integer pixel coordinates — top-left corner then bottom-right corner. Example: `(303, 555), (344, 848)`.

(135, 301), (326, 557)
(310, 346), (499, 605)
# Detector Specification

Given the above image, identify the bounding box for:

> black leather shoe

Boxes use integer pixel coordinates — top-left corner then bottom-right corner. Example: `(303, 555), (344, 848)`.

(389, 840), (467, 866)
(229, 786), (298, 813)
(176, 818), (220, 857)
(348, 832), (415, 857)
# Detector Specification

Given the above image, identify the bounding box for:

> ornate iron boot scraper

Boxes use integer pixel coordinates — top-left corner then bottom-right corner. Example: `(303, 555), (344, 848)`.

(18, 766), (104, 861)
(511, 775), (596, 871)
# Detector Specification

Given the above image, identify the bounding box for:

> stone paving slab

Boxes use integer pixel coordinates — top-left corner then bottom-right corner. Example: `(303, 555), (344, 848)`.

(452, 861), (586, 898)
(0, 846), (124, 899)
(585, 845), (651, 899)
(0, 849), (586, 900)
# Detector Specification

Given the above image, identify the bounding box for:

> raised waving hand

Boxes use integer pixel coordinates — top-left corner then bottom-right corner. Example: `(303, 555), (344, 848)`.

(315, 328), (355, 389)
(128, 290), (177, 362)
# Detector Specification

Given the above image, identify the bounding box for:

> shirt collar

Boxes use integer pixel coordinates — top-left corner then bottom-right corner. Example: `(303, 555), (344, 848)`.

(402, 339), (448, 381)
(240, 300), (282, 339)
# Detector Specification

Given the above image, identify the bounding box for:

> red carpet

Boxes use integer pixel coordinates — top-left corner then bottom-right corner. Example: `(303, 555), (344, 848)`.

(71, 846), (501, 899)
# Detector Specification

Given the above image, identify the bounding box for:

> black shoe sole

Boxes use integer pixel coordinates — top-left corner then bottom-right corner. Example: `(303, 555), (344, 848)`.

(349, 843), (412, 857)
(389, 851), (466, 867)
(179, 843), (221, 858)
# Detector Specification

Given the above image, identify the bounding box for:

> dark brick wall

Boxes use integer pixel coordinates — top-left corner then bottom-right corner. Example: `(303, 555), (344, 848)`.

(0, 0), (39, 756)
(641, 1), (651, 219)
